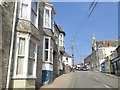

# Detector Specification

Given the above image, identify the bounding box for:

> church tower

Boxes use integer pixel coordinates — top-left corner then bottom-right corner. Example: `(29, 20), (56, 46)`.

(92, 33), (97, 51)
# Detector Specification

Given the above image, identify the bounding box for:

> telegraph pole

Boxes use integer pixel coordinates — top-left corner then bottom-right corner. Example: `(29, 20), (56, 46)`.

(72, 36), (74, 68)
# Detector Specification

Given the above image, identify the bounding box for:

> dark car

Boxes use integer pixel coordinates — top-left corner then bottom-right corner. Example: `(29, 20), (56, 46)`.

(82, 66), (88, 71)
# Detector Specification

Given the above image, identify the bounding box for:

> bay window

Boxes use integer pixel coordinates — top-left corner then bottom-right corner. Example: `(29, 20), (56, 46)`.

(43, 5), (54, 30)
(17, 38), (25, 75)
(13, 33), (37, 78)
(50, 39), (53, 63)
(59, 34), (64, 46)
(31, 2), (38, 27)
(19, 0), (39, 28)
(50, 49), (53, 63)
(45, 8), (50, 28)
(20, 0), (28, 19)
(51, 13), (54, 30)
(43, 37), (50, 61)
(43, 36), (54, 63)
(28, 40), (37, 76)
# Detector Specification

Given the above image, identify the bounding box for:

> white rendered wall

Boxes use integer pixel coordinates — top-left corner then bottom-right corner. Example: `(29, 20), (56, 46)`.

(62, 56), (73, 68)
(42, 63), (53, 71)
(99, 47), (117, 64)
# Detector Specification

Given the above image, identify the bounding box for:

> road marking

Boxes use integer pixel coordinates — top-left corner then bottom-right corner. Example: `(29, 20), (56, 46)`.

(94, 76), (110, 88)
(103, 84), (110, 88)
(95, 77), (99, 80)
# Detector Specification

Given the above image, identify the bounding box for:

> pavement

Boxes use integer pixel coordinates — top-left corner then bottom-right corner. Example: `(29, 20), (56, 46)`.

(40, 71), (119, 89)
(41, 72), (74, 88)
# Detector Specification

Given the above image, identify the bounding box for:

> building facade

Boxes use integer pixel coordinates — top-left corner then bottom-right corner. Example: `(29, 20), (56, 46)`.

(1, 1), (45, 89)
(54, 22), (66, 76)
(62, 52), (73, 73)
(100, 45), (120, 75)
(42, 2), (57, 84)
(84, 50), (97, 70)
(84, 34), (118, 72)
(111, 45), (120, 75)
(84, 54), (91, 70)
(98, 47), (117, 72)
(92, 34), (118, 71)
(0, 1), (66, 89)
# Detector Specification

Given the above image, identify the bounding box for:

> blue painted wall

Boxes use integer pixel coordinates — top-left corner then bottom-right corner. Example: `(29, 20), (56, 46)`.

(42, 70), (53, 84)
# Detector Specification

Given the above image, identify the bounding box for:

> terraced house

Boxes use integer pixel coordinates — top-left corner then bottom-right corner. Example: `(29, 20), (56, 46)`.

(0, 1), (66, 89)
(42, 2), (57, 84)
(84, 34), (118, 72)
(54, 22), (66, 76)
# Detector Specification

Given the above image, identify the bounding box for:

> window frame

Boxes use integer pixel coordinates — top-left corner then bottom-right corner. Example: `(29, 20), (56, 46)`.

(30, 1), (39, 28)
(59, 33), (64, 46)
(43, 6), (53, 29)
(43, 36), (51, 63)
(18, 0), (39, 28)
(13, 33), (38, 79)
(19, 0), (31, 20)
(66, 57), (68, 62)
(43, 36), (53, 64)
(50, 39), (54, 63)
(16, 37), (26, 75)
(51, 12), (54, 31)
(28, 39), (37, 77)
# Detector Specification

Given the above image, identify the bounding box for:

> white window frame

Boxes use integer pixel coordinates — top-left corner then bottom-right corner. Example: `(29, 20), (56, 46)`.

(50, 39), (54, 63)
(13, 32), (37, 78)
(43, 36), (51, 62)
(43, 6), (52, 29)
(18, 0), (39, 28)
(19, 0), (31, 20)
(59, 33), (64, 46)
(51, 13), (54, 31)
(30, 1), (39, 28)
(28, 39), (38, 77)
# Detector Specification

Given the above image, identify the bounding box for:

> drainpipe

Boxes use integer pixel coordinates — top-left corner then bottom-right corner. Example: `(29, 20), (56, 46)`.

(6, 0), (18, 89)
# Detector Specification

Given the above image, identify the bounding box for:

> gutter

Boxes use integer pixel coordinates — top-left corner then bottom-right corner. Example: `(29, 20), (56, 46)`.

(6, 0), (18, 89)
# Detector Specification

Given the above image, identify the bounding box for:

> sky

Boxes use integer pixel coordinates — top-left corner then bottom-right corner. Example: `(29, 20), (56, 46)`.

(51, 2), (118, 64)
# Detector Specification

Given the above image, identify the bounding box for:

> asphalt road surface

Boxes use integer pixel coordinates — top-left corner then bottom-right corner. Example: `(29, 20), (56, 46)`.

(69, 71), (119, 88)
(41, 71), (119, 89)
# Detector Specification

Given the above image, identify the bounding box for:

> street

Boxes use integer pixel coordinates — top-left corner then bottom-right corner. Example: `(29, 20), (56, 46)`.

(41, 71), (119, 89)
(1, 2), (119, 89)
(69, 71), (118, 88)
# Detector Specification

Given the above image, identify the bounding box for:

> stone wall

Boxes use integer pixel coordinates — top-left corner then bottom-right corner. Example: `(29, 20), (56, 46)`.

(53, 50), (59, 79)
(35, 2), (44, 88)
(64, 64), (72, 74)
(0, 1), (62, 89)
(1, 2), (15, 88)
(1, 2), (45, 89)
(0, 5), (2, 90)
(14, 2), (44, 88)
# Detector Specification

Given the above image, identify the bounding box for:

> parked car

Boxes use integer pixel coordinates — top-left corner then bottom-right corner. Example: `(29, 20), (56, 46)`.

(82, 66), (88, 71)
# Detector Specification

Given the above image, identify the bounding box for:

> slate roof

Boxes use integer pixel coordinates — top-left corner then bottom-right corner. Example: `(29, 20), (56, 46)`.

(58, 26), (66, 36)
(54, 22), (66, 36)
(63, 52), (73, 58)
(96, 40), (118, 47)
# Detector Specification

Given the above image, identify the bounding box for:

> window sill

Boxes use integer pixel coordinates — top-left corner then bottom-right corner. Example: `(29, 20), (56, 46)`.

(42, 61), (53, 65)
(18, 17), (30, 21)
(12, 76), (37, 80)
(43, 27), (52, 31)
